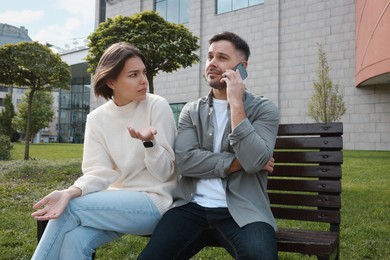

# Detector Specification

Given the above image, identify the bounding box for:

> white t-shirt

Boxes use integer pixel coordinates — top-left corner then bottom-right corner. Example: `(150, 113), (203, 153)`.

(192, 99), (229, 208)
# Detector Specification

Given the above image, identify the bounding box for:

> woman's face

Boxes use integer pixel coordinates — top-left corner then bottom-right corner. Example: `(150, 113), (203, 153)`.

(109, 56), (148, 106)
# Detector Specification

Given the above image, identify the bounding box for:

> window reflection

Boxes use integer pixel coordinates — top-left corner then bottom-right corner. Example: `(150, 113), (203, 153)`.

(217, 0), (264, 14)
(156, 0), (189, 23)
(58, 79), (90, 143)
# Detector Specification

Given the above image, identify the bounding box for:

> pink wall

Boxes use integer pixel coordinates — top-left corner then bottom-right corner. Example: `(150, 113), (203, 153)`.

(355, 0), (390, 86)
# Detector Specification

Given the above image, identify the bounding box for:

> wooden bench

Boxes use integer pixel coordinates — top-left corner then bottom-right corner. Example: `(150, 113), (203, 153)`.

(37, 122), (343, 259)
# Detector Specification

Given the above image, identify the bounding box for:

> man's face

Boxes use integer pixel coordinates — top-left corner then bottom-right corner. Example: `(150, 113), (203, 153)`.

(205, 40), (242, 90)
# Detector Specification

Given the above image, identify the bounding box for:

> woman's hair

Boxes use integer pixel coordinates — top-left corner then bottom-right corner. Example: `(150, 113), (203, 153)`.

(93, 42), (146, 100)
(209, 31), (250, 61)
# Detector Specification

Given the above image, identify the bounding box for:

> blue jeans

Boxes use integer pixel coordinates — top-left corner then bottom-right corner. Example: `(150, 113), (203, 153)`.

(138, 203), (278, 260)
(32, 190), (160, 260)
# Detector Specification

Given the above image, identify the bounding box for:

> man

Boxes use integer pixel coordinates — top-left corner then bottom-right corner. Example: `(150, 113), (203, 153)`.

(139, 31), (279, 260)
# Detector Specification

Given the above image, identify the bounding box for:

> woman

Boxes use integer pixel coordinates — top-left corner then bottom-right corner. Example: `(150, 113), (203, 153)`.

(31, 42), (177, 259)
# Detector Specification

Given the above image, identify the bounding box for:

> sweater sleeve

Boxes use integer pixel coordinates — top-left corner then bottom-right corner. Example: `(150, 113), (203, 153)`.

(143, 97), (177, 182)
(72, 115), (121, 195)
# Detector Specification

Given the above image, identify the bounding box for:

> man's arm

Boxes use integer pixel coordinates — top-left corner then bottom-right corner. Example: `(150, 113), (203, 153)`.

(229, 98), (280, 174)
(175, 102), (235, 179)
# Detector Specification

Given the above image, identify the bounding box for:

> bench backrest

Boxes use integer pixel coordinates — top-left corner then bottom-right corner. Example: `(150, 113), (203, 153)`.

(269, 122), (343, 233)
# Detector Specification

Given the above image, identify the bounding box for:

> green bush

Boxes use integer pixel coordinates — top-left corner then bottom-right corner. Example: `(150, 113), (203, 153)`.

(0, 134), (13, 160)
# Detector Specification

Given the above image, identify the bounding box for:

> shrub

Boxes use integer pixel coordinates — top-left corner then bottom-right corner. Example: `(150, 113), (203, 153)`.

(0, 134), (13, 160)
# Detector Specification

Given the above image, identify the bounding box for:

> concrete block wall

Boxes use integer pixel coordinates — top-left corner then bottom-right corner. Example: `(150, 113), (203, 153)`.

(101, 0), (390, 151)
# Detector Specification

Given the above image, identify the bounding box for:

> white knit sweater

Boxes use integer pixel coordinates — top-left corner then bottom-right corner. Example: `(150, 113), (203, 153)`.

(72, 93), (177, 214)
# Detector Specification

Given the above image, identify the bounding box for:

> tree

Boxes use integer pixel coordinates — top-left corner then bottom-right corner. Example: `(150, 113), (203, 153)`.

(0, 94), (19, 142)
(308, 45), (346, 122)
(13, 90), (54, 143)
(0, 41), (71, 160)
(86, 10), (200, 94)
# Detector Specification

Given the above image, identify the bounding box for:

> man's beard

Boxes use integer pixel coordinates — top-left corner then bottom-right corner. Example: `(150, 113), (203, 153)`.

(208, 78), (226, 90)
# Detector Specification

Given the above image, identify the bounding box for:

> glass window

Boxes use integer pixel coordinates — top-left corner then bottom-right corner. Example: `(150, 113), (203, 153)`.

(217, 0), (264, 14)
(170, 102), (186, 126)
(179, 0), (189, 23)
(156, 0), (189, 24)
(233, 0), (247, 10)
(167, 0), (179, 23)
(156, 1), (167, 19)
(99, 0), (106, 23)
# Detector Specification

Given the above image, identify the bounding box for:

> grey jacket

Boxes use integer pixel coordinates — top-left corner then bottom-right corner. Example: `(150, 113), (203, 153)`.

(172, 91), (280, 230)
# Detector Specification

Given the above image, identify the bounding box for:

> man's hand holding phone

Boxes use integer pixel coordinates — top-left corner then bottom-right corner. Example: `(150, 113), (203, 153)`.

(221, 63), (248, 128)
(234, 63), (248, 80)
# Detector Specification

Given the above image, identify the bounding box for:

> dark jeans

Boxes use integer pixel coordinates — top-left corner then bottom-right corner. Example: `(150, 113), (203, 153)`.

(138, 203), (278, 260)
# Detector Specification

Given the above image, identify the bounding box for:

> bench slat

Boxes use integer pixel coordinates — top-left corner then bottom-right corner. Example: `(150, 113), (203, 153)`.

(271, 207), (340, 223)
(268, 193), (341, 208)
(276, 228), (339, 255)
(268, 179), (341, 193)
(273, 151), (343, 164)
(275, 136), (343, 149)
(278, 122), (343, 136)
(272, 165), (341, 178)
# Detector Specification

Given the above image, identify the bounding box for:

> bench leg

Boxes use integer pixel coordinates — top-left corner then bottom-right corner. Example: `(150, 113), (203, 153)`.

(37, 220), (48, 243)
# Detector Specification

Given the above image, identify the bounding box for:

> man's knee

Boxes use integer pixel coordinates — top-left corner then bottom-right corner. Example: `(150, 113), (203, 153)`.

(237, 239), (278, 260)
(234, 222), (278, 260)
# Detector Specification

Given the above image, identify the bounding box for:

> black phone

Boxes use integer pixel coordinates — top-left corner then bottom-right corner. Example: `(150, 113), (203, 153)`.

(234, 63), (248, 80)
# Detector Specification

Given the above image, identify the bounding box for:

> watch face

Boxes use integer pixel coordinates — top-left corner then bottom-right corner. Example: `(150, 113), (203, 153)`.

(143, 141), (154, 148)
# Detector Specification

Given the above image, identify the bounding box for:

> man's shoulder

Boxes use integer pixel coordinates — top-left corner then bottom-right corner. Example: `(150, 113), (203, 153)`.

(183, 96), (208, 109)
(245, 91), (274, 105)
(244, 92), (279, 116)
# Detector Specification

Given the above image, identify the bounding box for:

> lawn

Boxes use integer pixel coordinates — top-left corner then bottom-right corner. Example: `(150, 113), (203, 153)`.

(0, 143), (389, 259)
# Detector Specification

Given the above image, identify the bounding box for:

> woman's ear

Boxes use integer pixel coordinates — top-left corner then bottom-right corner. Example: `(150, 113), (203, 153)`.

(107, 80), (115, 89)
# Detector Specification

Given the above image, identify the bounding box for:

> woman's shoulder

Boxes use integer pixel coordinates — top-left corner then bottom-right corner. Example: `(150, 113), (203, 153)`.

(145, 93), (171, 109)
(87, 100), (113, 119)
(147, 93), (168, 103)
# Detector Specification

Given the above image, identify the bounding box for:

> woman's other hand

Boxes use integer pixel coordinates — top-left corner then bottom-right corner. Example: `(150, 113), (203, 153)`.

(127, 126), (157, 141)
(31, 187), (81, 221)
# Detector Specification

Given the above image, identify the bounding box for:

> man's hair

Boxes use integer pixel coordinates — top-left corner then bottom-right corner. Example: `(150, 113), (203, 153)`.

(93, 42), (146, 100)
(209, 31), (250, 61)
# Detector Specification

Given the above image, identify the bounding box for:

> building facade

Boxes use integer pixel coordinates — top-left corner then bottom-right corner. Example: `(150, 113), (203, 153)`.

(59, 49), (91, 143)
(0, 23), (90, 144)
(94, 0), (390, 151)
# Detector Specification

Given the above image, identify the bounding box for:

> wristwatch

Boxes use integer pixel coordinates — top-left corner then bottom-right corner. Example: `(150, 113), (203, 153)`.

(143, 139), (156, 148)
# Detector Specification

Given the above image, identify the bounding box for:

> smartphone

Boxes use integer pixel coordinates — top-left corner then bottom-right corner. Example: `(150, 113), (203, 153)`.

(234, 63), (248, 80)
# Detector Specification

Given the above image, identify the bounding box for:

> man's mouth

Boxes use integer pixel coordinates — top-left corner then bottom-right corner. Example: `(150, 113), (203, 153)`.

(207, 70), (222, 77)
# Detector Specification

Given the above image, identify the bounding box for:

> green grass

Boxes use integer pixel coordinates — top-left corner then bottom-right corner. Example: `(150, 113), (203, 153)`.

(1, 144), (389, 259)
(11, 142), (83, 160)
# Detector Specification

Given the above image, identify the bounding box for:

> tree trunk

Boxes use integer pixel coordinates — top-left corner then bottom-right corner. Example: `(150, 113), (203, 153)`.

(24, 90), (35, 160)
(147, 74), (154, 94)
